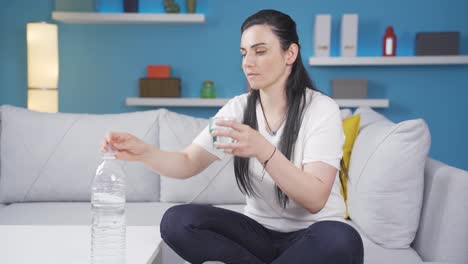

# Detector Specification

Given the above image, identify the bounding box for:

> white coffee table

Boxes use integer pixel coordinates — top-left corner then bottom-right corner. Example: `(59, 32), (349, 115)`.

(0, 225), (162, 264)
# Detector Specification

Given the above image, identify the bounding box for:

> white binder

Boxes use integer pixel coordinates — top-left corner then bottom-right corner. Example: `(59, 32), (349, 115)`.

(314, 14), (331, 57)
(341, 14), (359, 57)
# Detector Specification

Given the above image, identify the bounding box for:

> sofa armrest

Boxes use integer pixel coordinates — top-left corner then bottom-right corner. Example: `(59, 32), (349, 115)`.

(412, 158), (468, 264)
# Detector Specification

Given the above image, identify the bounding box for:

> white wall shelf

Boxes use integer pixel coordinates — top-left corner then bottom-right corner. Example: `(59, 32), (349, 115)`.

(52, 11), (206, 24)
(308, 55), (468, 66)
(126, 97), (228, 107)
(126, 97), (389, 108)
(335, 99), (389, 108)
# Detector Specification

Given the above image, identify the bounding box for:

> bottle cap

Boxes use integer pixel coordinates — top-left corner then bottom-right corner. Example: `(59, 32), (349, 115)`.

(103, 144), (117, 160)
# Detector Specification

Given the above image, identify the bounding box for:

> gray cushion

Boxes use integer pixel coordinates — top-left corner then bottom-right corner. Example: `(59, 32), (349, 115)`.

(346, 221), (423, 264)
(0, 202), (427, 264)
(158, 110), (245, 204)
(348, 108), (431, 248)
(0, 106), (162, 203)
(0, 202), (173, 226)
(0, 202), (245, 226)
(413, 159), (468, 264)
(354, 106), (387, 128)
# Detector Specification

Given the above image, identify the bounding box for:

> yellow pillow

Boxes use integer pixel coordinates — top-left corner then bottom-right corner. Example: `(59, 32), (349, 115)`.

(340, 114), (360, 219)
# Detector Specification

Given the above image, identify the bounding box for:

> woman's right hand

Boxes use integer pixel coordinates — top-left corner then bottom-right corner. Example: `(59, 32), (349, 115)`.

(101, 131), (152, 162)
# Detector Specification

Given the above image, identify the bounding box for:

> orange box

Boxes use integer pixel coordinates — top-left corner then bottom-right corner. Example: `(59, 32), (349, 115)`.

(147, 65), (170, 78)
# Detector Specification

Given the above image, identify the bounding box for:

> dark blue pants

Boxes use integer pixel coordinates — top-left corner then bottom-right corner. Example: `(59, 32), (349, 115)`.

(161, 204), (364, 264)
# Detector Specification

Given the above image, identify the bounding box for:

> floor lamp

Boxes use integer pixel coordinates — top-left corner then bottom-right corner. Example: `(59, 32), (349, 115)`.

(26, 22), (59, 113)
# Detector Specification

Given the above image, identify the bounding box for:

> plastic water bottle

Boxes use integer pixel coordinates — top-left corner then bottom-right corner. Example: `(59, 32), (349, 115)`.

(91, 147), (126, 264)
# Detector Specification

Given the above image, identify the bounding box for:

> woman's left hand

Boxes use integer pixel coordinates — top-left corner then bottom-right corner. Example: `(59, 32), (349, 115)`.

(212, 119), (272, 162)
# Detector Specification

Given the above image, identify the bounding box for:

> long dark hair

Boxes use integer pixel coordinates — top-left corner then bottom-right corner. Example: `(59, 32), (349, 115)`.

(234, 9), (319, 208)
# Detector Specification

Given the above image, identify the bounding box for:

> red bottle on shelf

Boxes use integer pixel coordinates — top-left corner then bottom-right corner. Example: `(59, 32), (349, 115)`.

(382, 26), (397, 56)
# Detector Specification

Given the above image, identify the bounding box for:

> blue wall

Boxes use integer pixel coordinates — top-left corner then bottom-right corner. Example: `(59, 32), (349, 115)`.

(1, 0), (467, 170)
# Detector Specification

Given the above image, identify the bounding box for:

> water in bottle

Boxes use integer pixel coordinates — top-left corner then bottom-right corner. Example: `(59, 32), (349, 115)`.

(91, 149), (126, 264)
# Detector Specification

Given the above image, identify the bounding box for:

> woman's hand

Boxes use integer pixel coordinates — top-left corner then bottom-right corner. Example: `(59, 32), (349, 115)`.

(101, 131), (153, 162)
(212, 120), (274, 163)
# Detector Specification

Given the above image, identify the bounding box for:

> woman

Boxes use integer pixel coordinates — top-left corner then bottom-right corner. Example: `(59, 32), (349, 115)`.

(103, 9), (364, 264)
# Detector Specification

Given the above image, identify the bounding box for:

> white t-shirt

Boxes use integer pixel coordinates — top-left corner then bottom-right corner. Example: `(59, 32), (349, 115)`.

(193, 89), (346, 232)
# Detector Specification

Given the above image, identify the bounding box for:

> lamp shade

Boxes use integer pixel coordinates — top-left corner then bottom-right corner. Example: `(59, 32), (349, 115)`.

(26, 22), (59, 113)
(27, 89), (58, 113)
(27, 22), (59, 89)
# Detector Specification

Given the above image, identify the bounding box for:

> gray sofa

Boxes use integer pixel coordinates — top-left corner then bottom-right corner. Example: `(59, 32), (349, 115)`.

(0, 105), (467, 264)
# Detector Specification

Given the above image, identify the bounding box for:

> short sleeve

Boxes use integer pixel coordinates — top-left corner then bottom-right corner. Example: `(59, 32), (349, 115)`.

(302, 104), (344, 170)
(192, 94), (248, 160)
